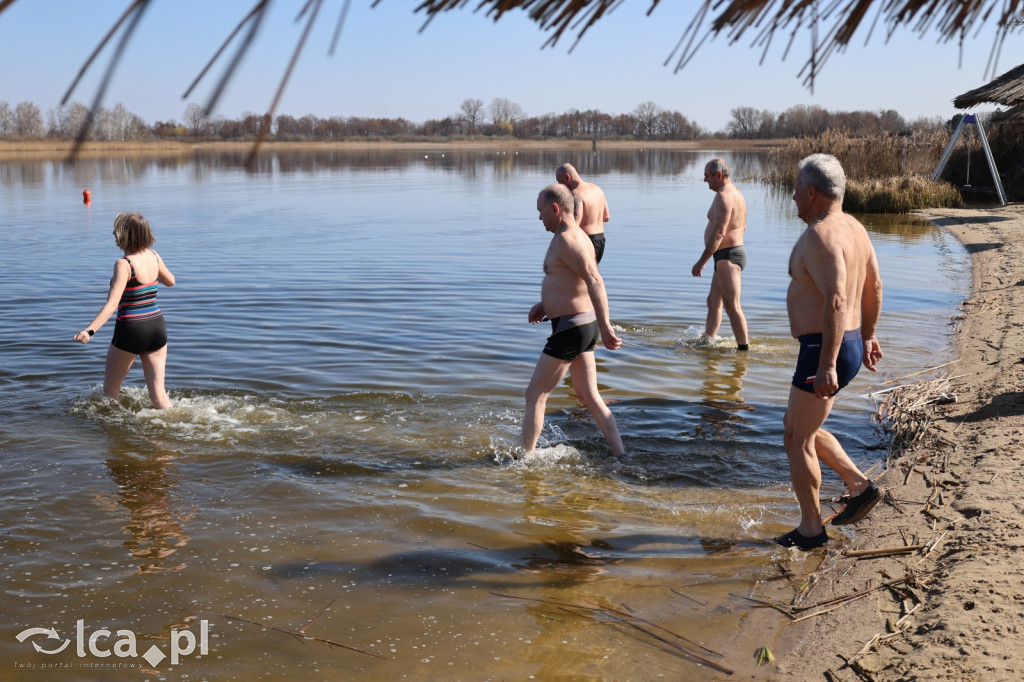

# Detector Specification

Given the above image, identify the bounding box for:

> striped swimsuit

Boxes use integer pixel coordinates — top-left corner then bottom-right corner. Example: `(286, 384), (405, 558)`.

(111, 255), (167, 354)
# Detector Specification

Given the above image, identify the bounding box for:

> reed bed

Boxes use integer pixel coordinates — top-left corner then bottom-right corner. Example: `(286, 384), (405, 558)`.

(763, 129), (961, 213)
(845, 175), (963, 213)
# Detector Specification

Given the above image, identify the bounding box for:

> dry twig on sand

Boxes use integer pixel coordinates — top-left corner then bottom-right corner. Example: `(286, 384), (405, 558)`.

(870, 373), (961, 457)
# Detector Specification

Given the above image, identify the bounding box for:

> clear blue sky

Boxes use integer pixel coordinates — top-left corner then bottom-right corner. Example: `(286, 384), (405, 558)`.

(1, 1), (1022, 132)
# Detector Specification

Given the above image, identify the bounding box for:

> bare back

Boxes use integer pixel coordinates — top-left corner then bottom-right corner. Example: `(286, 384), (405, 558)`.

(787, 212), (878, 337)
(573, 181), (610, 236)
(123, 249), (161, 283)
(704, 182), (746, 250)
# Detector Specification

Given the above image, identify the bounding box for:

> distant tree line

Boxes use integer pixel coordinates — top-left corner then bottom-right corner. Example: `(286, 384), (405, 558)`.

(0, 97), (947, 142)
(724, 104), (945, 138)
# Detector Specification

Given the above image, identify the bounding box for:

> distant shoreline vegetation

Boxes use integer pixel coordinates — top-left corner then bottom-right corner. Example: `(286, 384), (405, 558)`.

(1, 98), (1019, 211)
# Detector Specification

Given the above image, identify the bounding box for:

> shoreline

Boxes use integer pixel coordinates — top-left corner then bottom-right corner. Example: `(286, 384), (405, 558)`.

(766, 202), (1024, 680)
(0, 138), (784, 158)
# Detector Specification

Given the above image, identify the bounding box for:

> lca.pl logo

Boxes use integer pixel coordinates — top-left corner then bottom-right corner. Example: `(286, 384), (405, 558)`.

(15, 620), (210, 670)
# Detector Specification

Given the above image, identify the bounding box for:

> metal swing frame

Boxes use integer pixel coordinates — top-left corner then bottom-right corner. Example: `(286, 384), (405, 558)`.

(932, 113), (1007, 206)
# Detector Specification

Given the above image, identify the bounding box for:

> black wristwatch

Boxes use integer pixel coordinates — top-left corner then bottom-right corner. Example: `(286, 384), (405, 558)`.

(87, 329), (95, 337)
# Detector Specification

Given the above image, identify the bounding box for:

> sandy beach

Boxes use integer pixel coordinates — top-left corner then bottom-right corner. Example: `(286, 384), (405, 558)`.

(766, 202), (1024, 681)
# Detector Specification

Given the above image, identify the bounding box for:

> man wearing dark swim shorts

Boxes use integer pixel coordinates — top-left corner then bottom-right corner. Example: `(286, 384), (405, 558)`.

(523, 184), (624, 458)
(791, 329), (862, 394)
(692, 159), (750, 350)
(557, 163), (610, 264)
(543, 311), (599, 361)
(777, 154), (884, 551)
(712, 244), (747, 271)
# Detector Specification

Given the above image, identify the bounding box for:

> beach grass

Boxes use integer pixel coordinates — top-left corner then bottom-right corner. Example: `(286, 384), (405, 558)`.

(845, 176), (963, 213)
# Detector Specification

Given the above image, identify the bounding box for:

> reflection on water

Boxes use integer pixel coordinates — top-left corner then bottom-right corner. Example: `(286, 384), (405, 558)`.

(104, 452), (190, 574)
(0, 148), (970, 679)
(695, 350), (754, 441)
(1, 147), (771, 188)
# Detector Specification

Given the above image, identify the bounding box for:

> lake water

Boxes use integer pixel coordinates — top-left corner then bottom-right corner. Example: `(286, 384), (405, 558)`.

(0, 148), (968, 679)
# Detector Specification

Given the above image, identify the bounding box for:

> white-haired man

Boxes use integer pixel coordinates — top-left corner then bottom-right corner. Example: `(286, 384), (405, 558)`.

(777, 153), (884, 549)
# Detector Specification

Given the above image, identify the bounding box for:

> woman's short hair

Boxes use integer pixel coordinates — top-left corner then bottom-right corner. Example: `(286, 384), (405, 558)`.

(113, 212), (155, 253)
(797, 154), (846, 200)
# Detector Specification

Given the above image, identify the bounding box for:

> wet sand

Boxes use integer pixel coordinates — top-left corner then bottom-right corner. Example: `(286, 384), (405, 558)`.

(768, 202), (1024, 681)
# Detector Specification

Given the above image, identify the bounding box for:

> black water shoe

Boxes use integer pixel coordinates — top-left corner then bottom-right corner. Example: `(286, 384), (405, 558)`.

(774, 528), (829, 550)
(831, 482), (881, 525)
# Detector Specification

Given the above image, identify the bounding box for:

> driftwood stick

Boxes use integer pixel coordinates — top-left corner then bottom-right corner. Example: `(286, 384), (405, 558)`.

(670, 588), (708, 608)
(590, 601), (724, 657)
(222, 614), (386, 659)
(599, 611), (735, 675)
(493, 592), (722, 658)
(878, 361), (961, 386)
(844, 545), (926, 558)
(298, 598), (337, 633)
(790, 575), (922, 613)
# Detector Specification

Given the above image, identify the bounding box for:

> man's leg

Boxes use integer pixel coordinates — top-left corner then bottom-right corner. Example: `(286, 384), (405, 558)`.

(704, 273), (724, 339)
(522, 353), (571, 454)
(714, 260), (748, 346)
(814, 428), (871, 496)
(568, 351), (625, 456)
(782, 386), (834, 536)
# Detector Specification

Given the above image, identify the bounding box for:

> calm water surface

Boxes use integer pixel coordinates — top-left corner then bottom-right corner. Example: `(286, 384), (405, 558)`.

(0, 149), (967, 680)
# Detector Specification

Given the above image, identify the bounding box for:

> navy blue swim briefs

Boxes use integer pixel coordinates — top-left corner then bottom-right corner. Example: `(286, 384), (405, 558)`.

(792, 329), (863, 394)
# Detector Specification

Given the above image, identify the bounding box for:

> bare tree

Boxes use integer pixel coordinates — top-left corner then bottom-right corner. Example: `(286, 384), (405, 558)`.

(184, 102), (210, 137)
(489, 98), (524, 127)
(0, 101), (11, 136)
(65, 102), (91, 139)
(13, 101), (44, 138)
(459, 98), (484, 133)
(633, 101), (661, 140)
(727, 106), (765, 139)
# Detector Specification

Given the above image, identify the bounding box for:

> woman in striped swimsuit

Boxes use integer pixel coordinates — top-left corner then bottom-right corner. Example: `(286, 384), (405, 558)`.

(74, 213), (176, 409)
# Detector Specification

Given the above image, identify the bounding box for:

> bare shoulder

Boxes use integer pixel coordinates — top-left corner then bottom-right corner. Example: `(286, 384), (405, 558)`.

(725, 183), (747, 208)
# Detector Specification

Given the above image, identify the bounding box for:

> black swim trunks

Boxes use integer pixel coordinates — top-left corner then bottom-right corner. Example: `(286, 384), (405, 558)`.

(792, 329), (863, 394)
(112, 316), (168, 355)
(712, 245), (746, 271)
(588, 233), (606, 264)
(543, 311), (599, 361)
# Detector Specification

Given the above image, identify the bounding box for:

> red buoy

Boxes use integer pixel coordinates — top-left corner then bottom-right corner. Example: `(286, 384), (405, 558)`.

(82, 189), (91, 205)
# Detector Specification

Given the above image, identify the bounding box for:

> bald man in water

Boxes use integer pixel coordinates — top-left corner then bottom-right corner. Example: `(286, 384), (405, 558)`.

(777, 153), (884, 550)
(692, 158), (749, 350)
(522, 183), (624, 458)
(556, 163), (610, 263)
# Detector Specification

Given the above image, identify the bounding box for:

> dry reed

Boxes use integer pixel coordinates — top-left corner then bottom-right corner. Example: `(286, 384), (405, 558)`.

(763, 129), (961, 212)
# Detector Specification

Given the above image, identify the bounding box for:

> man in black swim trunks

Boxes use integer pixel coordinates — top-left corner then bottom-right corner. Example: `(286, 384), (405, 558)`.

(556, 163), (610, 264)
(692, 158), (750, 350)
(523, 183), (624, 457)
(777, 154), (884, 550)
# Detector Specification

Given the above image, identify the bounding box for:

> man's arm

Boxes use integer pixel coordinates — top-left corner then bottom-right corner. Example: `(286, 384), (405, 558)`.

(803, 228), (848, 398)
(860, 244), (884, 371)
(692, 194), (729, 277)
(560, 234), (621, 350)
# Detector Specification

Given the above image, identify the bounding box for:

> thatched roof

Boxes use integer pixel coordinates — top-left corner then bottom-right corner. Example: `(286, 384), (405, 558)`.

(418, 1), (1024, 88)
(953, 63), (1024, 111)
